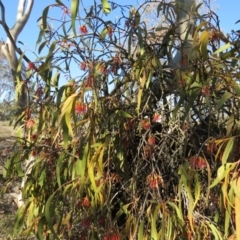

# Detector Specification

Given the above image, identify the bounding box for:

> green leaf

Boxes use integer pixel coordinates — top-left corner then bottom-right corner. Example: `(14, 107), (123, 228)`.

(199, 30), (209, 60)
(57, 85), (67, 107)
(213, 42), (233, 55)
(209, 162), (237, 188)
(100, 27), (108, 39)
(216, 92), (232, 110)
(64, 98), (74, 137)
(42, 6), (50, 30)
(101, 0), (111, 14)
(151, 206), (158, 240)
(76, 143), (89, 179)
(224, 195), (232, 237)
(116, 110), (133, 118)
(206, 221), (223, 240)
(167, 202), (184, 225)
(138, 220), (144, 240)
(193, 21), (207, 45)
(56, 0), (65, 5)
(45, 194), (60, 239)
(37, 218), (44, 240)
(71, 0), (80, 35)
(221, 137), (235, 164)
(137, 69), (146, 114)
(234, 84), (240, 96)
(193, 174), (201, 209)
(56, 154), (65, 188)
(38, 40), (48, 54)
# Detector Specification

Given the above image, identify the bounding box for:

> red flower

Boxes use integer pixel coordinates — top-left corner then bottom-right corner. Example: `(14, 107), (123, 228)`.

(85, 75), (94, 88)
(25, 108), (31, 119)
(143, 146), (152, 159)
(81, 197), (91, 208)
(30, 134), (36, 141)
(147, 173), (164, 189)
(80, 62), (87, 70)
(98, 215), (106, 227)
(148, 136), (156, 145)
(36, 85), (43, 98)
(82, 218), (91, 229)
(61, 7), (70, 19)
(189, 156), (207, 169)
(28, 62), (38, 71)
(75, 101), (87, 114)
(31, 149), (37, 157)
(80, 25), (88, 34)
(201, 86), (211, 97)
(141, 118), (151, 130)
(107, 26), (114, 37)
(180, 53), (188, 68)
(100, 64), (108, 74)
(26, 119), (35, 128)
(179, 78), (186, 89)
(104, 232), (120, 240)
(124, 119), (135, 130)
(210, 31), (219, 43)
(152, 113), (161, 123)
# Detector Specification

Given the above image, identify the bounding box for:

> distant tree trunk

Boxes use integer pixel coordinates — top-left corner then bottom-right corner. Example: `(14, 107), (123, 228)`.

(0, 0), (34, 113)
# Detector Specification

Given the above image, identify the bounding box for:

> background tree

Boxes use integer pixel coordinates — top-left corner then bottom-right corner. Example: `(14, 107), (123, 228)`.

(0, 41), (14, 120)
(0, 0), (34, 113)
(2, 0), (240, 239)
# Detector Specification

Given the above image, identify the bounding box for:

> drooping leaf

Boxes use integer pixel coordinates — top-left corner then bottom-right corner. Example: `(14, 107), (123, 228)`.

(209, 162), (238, 188)
(71, 0), (80, 35)
(216, 92), (232, 110)
(101, 0), (111, 14)
(42, 6), (50, 30)
(199, 30), (209, 60)
(221, 137), (235, 164)
(45, 194), (59, 240)
(213, 42), (233, 55)
(100, 27), (108, 39)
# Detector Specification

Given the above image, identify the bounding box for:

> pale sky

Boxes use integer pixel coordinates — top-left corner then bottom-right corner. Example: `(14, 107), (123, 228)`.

(0, 0), (239, 52)
(0, 0), (239, 87)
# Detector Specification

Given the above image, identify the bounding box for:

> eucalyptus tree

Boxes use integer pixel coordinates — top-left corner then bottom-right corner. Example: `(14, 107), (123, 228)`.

(3, 0), (240, 239)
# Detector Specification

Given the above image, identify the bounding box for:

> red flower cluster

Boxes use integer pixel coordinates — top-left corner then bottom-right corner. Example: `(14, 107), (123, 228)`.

(81, 196), (91, 208)
(80, 25), (88, 34)
(26, 119), (35, 128)
(141, 118), (151, 130)
(104, 232), (120, 240)
(85, 75), (94, 88)
(28, 62), (38, 72)
(152, 113), (161, 123)
(147, 135), (156, 145)
(189, 156), (207, 170)
(80, 62), (87, 70)
(201, 86), (211, 97)
(61, 7), (70, 19)
(75, 101), (87, 115)
(107, 26), (114, 37)
(147, 173), (164, 189)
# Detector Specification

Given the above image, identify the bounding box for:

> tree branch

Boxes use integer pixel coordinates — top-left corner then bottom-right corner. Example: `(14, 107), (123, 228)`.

(12, 0), (34, 40)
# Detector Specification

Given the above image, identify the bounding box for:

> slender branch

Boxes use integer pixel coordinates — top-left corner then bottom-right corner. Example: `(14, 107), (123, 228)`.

(0, 0), (32, 63)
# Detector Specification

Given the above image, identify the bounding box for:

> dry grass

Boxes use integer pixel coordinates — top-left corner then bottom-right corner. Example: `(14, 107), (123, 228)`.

(0, 121), (15, 139)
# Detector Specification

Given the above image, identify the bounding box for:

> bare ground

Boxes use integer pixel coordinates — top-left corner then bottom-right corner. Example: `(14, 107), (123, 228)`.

(0, 121), (21, 239)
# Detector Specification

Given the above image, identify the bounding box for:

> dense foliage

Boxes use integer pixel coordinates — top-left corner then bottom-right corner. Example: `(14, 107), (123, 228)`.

(3, 0), (240, 239)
